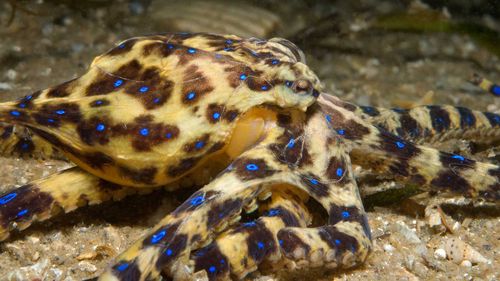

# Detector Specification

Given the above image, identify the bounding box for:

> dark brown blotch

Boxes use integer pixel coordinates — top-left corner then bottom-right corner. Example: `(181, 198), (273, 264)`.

(181, 65), (214, 104)
(76, 116), (111, 145)
(193, 244), (230, 279)
(46, 78), (76, 98)
(299, 173), (330, 198)
(232, 157), (276, 181)
(107, 38), (138, 56)
(184, 134), (210, 153)
(118, 165), (157, 185)
(167, 156), (202, 178)
(430, 171), (473, 196)
(318, 226), (360, 256)
(206, 198), (243, 228)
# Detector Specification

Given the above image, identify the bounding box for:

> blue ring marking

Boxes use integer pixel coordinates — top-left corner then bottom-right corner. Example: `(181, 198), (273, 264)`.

(212, 112), (220, 119)
(223, 47), (234, 52)
(187, 48), (196, 54)
(325, 114), (332, 123)
(286, 138), (295, 148)
(451, 154), (465, 161)
(225, 39), (233, 44)
(165, 132), (173, 139)
(118, 43), (125, 49)
(336, 168), (343, 177)
(285, 81), (293, 87)
(113, 79), (123, 87)
(261, 85), (268, 91)
(220, 259), (226, 265)
(167, 43), (175, 49)
(395, 141), (405, 148)
(95, 100), (103, 105)
(239, 74), (247, 80)
(187, 91), (196, 100)
(139, 86), (149, 93)
(25, 95), (32, 100)
(195, 141), (205, 149)
(116, 262), (129, 272)
(215, 53), (222, 59)
(166, 248), (173, 256)
(96, 123), (106, 132)
(10, 110), (21, 117)
(17, 209), (28, 217)
(243, 221), (256, 227)
(271, 59), (279, 65)
(492, 85), (500, 96)
(257, 241), (265, 249)
(18, 103), (26, 108)
(0, 192), (17, 205)
(341, 211), (350, 218)
(337, 129), (345, 135)
(139, 128), (149, 136)
(153, 97), (160, 104)
(245, 163), (259, 171)
(309, 178), (319, 185)
(47, 118), (55, 123)
(334, 239), (341, 246)
(208, 266), (216, 273)
(55, 109), (65, 115)
(190, 195), (204, 206)
(268, 209), (280, 216)
(150, 229), (166, 244)
(21, 142), (29, 150)
(278, 239), (283, 246)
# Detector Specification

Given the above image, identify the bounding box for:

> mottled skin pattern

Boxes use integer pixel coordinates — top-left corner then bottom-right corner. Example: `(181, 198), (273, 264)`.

(0, 33), (498, 281)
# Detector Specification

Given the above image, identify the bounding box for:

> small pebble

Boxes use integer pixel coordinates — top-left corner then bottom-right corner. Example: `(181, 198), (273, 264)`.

(434, 248), (447, 260)
(78, 261), (97, 273)
(460, 260), (472, 267)
(383, 244), (395, 252)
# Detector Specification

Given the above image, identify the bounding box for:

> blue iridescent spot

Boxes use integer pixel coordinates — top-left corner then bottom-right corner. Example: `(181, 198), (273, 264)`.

(285, 80), (293, 87)
(395, 141), (405, 148)
(0, 193), (17, 205)
(116, 263), (129, 272)
(341, 211), (350, 218)
(257, 241), (265, 249)
(271, 59), (279, 65)
(223, 47), (234, 52)
(279, 239), (283, 246)
(21, 142), (29, 150)
(190, 195), (204, 206)
(55, 109), (65, 115)
(25, 95), (32, 100)
(309, 178), (319, 185)
(337, 129), (345, 135)
(167, 44), (175, 49)
(139, 86), (149, 93)
(220, 259), (225, 265)
(150, 229), (166, 244)
(492, 85), (500, 96)
(451, 154), (465, 161)
(187, 91), (196, 100)
(18, 103), (26, 108)
(118, 43), (125, 49)
(165, 132), (173, 139)
(243, 221), (256, 227)
(153, 97), (160, 104)
(17, 209), (28, 217)
(246, 163), (259, 171)
(286, 138), (295, 148)
(239, 74), (247, 80)
(436, 117), (443, 124)
(268, 209), (280, 216)
(96, 123), (106, 132)
(187, 48), (196, 54)
(215, 54), (222, 59)
(261, 85), (268, 91)
(212, 112), (220, 119)
(139, 128), (149, 136)
(47, 118), (55, 123)
(195, 141), (205, 149)
(225, 39), (233, 44)
(113, 79), (123, 87)
(325, 114), (332, 123)
(336, 168), (343, 177)
(95, 100), (103, 105)
(166, 249), (173, 256)
(334, 239), (341, 246)
(208, 266), (216, 273)
(10, 110), (20, 117)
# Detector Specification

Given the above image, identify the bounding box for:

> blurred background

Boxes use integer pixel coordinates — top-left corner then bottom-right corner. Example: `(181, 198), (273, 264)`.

(0, 1), (499, 280)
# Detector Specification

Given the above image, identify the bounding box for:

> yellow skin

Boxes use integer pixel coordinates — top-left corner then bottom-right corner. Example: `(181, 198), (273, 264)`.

(0, 33), (498, 281)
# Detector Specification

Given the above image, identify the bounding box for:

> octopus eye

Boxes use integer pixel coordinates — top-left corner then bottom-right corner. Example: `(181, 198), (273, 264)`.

(294, 79), (312, 94)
